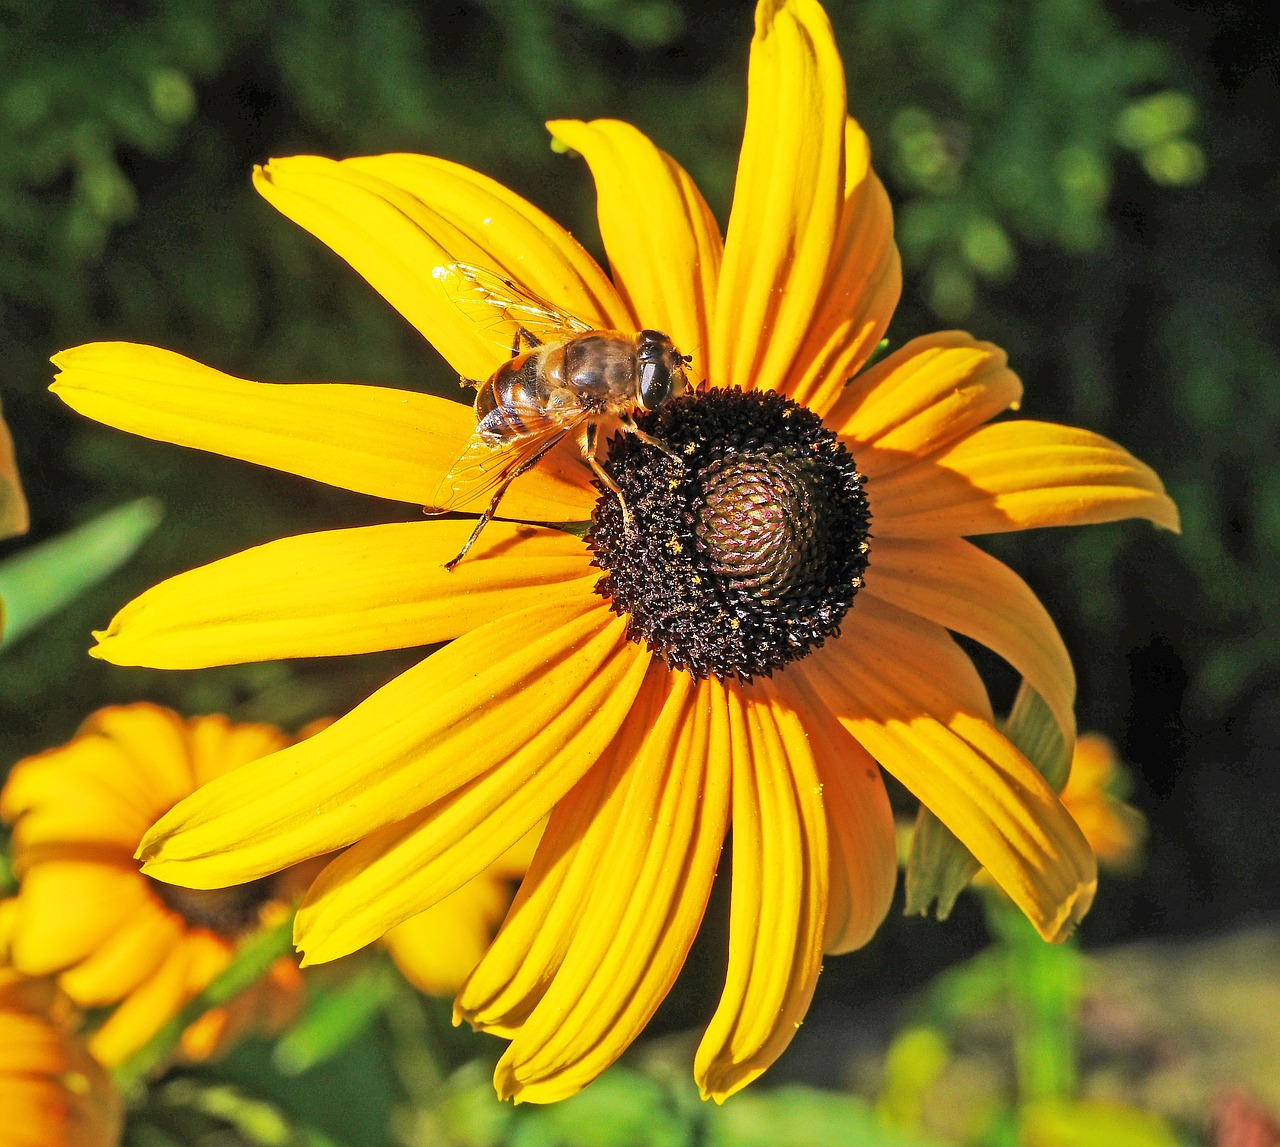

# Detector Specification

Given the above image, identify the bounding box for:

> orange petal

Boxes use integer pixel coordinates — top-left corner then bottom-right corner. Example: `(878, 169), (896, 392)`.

(694, 679), (827, 1102)
(865, 537), (1076, 744)
(138, 596), (626, 887)
(799, 596), (1096, 942)
(774, 672), (896, 955)
(484, 670), (730, 1104)
(828, 332), (1023, 479)
(50, 342), (594, 521)
(293, 638), (649, 963)
(781, 119), (902, 417)
(256, 154), (630, 383)
(91, 521), (593, 668)
(870, 419), (1181, 537)
(547, 119), (722, 380)
(711, 0), (847, 397)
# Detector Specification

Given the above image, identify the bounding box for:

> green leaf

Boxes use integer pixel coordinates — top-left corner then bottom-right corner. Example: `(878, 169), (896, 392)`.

(273, 959), (398, 1076)
(904, 680), (1074, 920)
(706, 1086), (954, 1147)
(0, 497), (162, 649)
(508, 1067), (693, 1147)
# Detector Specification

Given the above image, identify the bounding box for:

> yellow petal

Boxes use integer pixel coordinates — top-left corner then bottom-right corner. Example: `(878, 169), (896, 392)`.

(799, 596), (1097, 942)
(91, 521), (593, 668)
(383, 875), (512, 997)
(55, 903), (183, 1007)
(455, 689), (664, 1037)
(138, 595), (623, 887)
(829, 332), (1023, 478)
(711, 0), (847, 396)
(256, 154), (630, 383)
(8, 863), (148, 978)
(781, 119), (902, 417)
(186, 714), (290, 788)
(2, 727), (181, 855)
(88, 940), (209, 1066)
(865, 537), (1076, 745)
(294, 638), (649, 963)
(871, 419), (1181, 537)
(694, 680), (827, 1102)
(0, 397), (28, 541)
(774, 673), (896, 955)
(50, 342), (594, 521)
(547, 119), (722, 380)
(491, 671), (730, 1104)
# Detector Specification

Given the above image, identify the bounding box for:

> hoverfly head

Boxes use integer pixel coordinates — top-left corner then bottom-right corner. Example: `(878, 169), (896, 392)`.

(636, 330), (688, 410)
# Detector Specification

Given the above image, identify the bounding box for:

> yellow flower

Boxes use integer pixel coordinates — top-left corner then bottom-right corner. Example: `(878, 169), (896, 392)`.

(0, 967), (121, 1147)
(0, 395), (28, 545)
(49, 0), (1178, 1102)
(1059, 734), (1146, 872)
(383, 831), (538, 997)
(1, 704), (309, 1066)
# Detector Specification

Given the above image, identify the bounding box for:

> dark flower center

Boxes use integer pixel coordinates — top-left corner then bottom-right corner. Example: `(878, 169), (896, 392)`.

(148, 876), (274, 938)
(588, 387), (871, 681)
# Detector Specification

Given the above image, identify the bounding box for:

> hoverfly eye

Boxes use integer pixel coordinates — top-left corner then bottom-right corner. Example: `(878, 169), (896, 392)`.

(638, 361), (673, 410)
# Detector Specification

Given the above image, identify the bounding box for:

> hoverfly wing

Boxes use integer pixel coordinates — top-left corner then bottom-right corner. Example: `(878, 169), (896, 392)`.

(432, 262), (595, 358)
(427, 421), (575, 517)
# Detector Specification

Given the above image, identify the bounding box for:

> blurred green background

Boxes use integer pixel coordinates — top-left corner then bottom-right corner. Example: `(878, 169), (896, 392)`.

(0, 0), (1275, 1139)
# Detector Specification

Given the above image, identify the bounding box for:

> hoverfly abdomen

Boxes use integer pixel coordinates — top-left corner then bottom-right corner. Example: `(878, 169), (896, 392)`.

(476, 354), (554, 439)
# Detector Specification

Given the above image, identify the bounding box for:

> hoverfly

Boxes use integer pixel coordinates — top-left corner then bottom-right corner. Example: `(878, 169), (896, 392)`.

(428, 262), (691, 570)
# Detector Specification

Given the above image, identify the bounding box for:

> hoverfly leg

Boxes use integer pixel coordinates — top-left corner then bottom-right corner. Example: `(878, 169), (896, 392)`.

(624, 420), (682, 465)
(443, 431), (568, 571)
(579, 423), (633, 534)
(512, 326), (543, 355)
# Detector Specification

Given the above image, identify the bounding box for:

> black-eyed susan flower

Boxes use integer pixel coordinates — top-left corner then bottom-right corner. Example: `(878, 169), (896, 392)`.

(49, 0), (1178, 1103)
(1059, 734), (1147, 873)
(1, 704), (309, 1065)
(0, 966), (121, 1147)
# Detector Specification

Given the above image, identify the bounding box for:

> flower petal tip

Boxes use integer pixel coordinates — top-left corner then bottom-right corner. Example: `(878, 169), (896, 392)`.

(1040, 875), (1097, 944)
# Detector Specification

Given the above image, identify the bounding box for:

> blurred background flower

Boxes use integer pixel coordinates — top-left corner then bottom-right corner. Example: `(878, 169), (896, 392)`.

(1, 704), (310, 1064)
(0, 965), (121, 1147)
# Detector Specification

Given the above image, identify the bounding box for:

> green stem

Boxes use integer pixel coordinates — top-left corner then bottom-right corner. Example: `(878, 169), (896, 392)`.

(984, 892), (1081, 1103)
(112, 912), (297, 1098)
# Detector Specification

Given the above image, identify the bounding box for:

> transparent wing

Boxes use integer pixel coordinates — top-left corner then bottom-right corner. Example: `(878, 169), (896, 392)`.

(427, 421), (580, 516)
(432, 262), (596, 359)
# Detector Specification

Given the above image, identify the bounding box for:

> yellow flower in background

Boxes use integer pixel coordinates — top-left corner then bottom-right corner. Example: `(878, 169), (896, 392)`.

(1, 704), (309, 1065)
(383, 832), (538, 997)
(49, 0), (1177, 1103)
(0, 396), (28, 545)
(1059, 734), (1147, 872)
(0, 967), (121, 1147)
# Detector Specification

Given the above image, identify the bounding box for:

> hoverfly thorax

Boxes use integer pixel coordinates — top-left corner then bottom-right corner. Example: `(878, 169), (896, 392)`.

(635, 330), (689, 411)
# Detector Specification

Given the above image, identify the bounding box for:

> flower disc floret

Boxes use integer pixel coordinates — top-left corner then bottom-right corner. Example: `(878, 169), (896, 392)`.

(589, 388), (870, 681)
